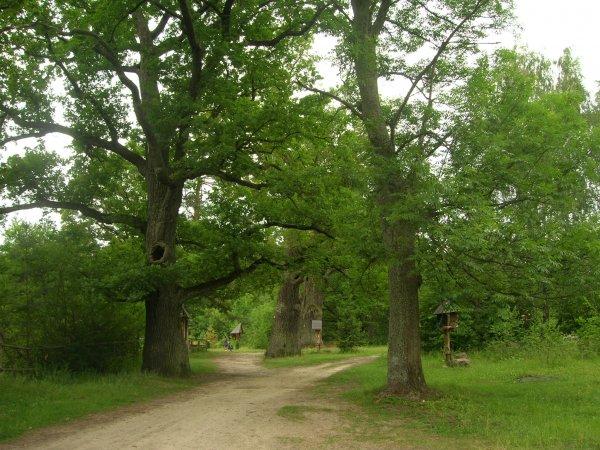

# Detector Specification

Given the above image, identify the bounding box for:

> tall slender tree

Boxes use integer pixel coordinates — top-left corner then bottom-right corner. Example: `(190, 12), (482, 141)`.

(312, 0), (510, 394)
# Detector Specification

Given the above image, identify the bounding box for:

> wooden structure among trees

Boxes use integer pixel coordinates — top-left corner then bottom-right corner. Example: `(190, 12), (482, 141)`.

(230, 323), (244, 341)
(312, 319), (323, 350)
(434, 301), (460, 366)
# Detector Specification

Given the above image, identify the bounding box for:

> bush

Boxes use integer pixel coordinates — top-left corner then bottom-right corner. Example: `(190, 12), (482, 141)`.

(337, 311), (363, 352)
(577, 316), (600, 358)
(0, 222), (144, 374)
(521, 316), (578, 364)
(481, 313), (586, 364)
(2, 300), (143, 374)
(202, 327), (219, 348)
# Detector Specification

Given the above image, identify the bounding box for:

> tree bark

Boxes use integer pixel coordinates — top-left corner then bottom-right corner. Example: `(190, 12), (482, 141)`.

(384, 220), (425, 393)
(350, 0), (426, 394)
(140, 173), (190, 376)
(141, 290), (190, 376)
(299, 277), (324, 347)
(265, 273), (303, 358)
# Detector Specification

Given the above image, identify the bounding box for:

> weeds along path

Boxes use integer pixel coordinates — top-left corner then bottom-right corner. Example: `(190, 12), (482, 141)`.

(3, 353), (378, 450)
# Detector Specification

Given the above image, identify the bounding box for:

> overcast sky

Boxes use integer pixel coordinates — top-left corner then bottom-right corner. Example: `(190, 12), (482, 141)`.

(1, 1), (599, 234)
(514, 0), (599, 93)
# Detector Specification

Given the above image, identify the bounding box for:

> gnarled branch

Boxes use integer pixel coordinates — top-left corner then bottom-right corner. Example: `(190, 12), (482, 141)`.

(181, 257), (266, 301)
(0, 107), (147, 174)
(298, 82), (363, 119)
(245, 2), (330, 47)
(0, 199), (147, 233)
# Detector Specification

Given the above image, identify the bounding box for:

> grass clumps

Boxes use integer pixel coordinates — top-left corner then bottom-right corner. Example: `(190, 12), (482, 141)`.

(277, 404), (333, 421)
(325, 351), (600, 449)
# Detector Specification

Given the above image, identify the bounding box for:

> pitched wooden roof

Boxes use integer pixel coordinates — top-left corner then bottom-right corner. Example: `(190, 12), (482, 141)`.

(434, 301), (459, 315)
(230, 323), (243, 335)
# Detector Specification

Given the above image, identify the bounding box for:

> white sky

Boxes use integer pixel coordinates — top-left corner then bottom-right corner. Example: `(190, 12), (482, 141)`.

(1, 1), (599, 236)
(514, 0), (599, 93)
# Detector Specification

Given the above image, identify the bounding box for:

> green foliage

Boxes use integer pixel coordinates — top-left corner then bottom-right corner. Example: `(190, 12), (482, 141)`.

(419, 49), (600, 352)
(577, 316), (600, 358)
(336, 308), (364, 353)
(488, 307), (524, 343)
(0, 221), (143, 373)
(521, 316), (578, 365)
(232, 294), (276, 349)
(188, 291), (276, 350)
(0, 0), (598, 387)
(189, 309), (230, 342)
(201, 327), (219, 348)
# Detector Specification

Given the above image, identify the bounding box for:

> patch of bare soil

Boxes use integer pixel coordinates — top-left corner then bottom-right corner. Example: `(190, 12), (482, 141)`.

(2, 353), (384, 450)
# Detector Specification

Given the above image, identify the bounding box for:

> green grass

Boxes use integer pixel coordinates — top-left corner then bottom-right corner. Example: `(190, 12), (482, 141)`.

(277, 404), (333, 421)
(263, 346), (387, 368)
(0, 352), (217, 443)
(325, 352), (600, 449)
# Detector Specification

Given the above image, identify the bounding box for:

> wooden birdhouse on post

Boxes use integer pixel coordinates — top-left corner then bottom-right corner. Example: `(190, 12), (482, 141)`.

(434, 301), (460, 366)
(311, 320), (323, 350)
(230, 323), (244, 341)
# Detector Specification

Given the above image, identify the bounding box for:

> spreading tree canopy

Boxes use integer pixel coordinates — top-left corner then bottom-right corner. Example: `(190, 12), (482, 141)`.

(0, 0), (333, 375)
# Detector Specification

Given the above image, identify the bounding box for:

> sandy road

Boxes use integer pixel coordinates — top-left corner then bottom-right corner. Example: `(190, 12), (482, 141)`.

(3, 353), (377, 450)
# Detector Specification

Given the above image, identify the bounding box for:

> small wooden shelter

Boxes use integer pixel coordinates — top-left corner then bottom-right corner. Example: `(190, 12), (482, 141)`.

(434, 301), (460, 366)
(434, 301), (460, 330)
(230, 323), (244, 341)
(311, 320), (323, 350)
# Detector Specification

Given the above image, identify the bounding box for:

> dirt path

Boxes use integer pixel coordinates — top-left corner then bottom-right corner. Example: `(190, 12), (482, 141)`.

(3, 353), (379, 450)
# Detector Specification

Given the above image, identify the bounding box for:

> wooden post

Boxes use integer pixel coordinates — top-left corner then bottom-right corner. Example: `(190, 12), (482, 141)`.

(315, 330), (322, 351)
(443, 327), (453, 366)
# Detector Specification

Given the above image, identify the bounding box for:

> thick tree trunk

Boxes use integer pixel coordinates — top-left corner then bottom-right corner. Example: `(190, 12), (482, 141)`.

(140, 176), (190, 376)
(265, 273), (303, 358)
(383, 219), (425, 394)
(350, 0), (426, 394)
(299, 277), (324, 347)
(141, 291), (190, 376)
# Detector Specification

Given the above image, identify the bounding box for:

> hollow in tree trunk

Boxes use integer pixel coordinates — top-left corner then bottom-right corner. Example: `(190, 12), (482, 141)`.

(140, 177), (190, 376)
(265, 273), (303, 358)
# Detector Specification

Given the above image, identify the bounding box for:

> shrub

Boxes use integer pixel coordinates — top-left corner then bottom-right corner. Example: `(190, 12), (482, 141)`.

(0, 222), (144, 374)
(577, 316), (600, 358)
(202, 327), (219, 348)
(337, 311), (363, 352)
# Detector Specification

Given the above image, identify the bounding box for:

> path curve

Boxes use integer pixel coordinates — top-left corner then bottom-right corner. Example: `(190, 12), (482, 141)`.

(3, 353), (376, 450)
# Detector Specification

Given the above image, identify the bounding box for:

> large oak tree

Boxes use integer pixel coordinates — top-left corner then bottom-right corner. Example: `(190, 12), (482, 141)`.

(0, 0), (330, 375)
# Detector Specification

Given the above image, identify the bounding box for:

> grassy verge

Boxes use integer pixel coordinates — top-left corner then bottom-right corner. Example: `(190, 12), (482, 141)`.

(325, 352), (600, 449)
(263, 346), (387, 369)
(0, 351), (217, 442)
